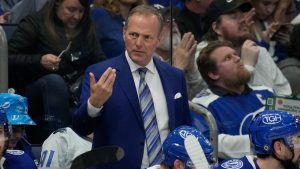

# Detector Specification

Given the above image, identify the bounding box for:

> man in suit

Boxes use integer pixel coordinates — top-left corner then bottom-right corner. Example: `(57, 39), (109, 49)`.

(73, 4), (191, 169)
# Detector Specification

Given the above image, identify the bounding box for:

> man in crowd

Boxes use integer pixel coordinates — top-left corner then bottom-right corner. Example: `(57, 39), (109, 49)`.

(192, 40), (274, 158)
(201, 0), (291, 96)
(155, 7), (206, 99)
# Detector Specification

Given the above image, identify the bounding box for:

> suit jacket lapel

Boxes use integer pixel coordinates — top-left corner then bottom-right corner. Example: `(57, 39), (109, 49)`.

(115, 55), (144, 128)
(154, 59), (176, 129)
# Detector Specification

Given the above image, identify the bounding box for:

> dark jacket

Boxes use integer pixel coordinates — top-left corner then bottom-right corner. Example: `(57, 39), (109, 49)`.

(8, 9), (106, 93)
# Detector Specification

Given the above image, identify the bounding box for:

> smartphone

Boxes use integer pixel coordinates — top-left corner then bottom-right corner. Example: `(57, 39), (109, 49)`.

(270, 23), (293, 41)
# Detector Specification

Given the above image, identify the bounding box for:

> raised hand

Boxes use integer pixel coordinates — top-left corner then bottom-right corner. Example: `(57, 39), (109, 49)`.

(89, 67), (116, 108)
(172, 32), (197, 71)
(241, 40), (259, 67)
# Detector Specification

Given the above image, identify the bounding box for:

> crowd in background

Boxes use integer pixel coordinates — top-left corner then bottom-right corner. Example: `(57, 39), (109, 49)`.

(1, 0), (300, 168)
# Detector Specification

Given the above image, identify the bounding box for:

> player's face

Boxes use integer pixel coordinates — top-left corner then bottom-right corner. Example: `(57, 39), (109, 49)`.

(123, 13), (161, 66)
(8, 125), (25, 149)
(289, 133), (300, 168)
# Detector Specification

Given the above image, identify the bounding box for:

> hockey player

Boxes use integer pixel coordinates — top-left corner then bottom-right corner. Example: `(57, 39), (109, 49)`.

(216, 110), (300, 169)
(148, 125), (215, 169)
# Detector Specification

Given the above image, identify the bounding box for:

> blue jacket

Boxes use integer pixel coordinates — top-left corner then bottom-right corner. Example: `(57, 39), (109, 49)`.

(73, 54), (191, 169)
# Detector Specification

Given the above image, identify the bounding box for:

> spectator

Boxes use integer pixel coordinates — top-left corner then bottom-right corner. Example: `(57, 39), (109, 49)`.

(175, 0), (213, 43)
(0, 106), (37, 169)
(148, 126), (215, 169)
(192, 40), (274, 158)
(277, 24), (300, 96)
(0, 93), (37, 162)
(202, 0), (291, 96)
(8, 0), (106, 144)
(0, 0), (47, 24)
(155, 7), (206, 99)
(251, 0), (293, 63)
(92, 0), (145, 59)
(39, 127), (92, 169)
(215, 110), (300, 169)
(73, 5), (191, 169)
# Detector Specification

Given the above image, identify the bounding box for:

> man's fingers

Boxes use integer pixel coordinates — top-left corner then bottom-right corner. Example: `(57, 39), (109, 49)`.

(98, 67), (113, 84)
(89, 72), (96, 87)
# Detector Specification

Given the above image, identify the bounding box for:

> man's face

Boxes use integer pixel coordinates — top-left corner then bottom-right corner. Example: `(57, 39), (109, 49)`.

(287, 133), (300, 168)
(214, 10), (251, 45)
(8, 125), (25, 149)
(209, 46), (250, 87)
(56, 0), (85, 30)
(253, 0), (279, 20)
(158, 17), (181, 51)
(0, 125), (7, 157)
(123, 13), (160, 66)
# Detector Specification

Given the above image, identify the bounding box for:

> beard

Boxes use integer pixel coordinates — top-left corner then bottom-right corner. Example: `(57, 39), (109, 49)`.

(158, 31), (181, 51)
(221, 26), (254, 47)
(224, 67), (251, 88)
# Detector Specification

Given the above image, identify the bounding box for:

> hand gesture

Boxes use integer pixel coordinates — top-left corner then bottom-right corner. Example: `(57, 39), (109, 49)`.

(89, 67), (116, 108)
(241, 40), (259, 67)
(0, 12), (10, 24)
(40, 54), (61, 71)
(172, 32), (197, 71)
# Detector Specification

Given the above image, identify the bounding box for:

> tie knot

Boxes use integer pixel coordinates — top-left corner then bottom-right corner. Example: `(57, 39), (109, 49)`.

(138, 68), (148, 80)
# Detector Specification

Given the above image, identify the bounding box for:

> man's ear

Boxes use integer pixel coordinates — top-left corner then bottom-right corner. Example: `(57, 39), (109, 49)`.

(273, 140), (289, 159)
(208, 71), (220, 81)
(212, 21), (222, 37)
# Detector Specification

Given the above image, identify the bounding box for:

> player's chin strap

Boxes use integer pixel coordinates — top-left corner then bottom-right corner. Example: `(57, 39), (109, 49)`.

(272, 142), (297, 169)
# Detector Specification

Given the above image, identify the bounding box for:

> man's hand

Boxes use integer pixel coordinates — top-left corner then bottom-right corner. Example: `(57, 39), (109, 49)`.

(243, 8), (256, 27)
(172, 32), (197, 71)
(89, 67), (116, 108)
(241, 40), (259, 67)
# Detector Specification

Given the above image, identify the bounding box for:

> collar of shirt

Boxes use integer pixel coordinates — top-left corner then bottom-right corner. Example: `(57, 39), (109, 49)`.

(209, 84), (253, 96)
(125, 50), (156, 74)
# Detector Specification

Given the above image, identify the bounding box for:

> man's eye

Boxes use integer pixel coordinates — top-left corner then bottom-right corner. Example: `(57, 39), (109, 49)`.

(144, 36), (153, 42)
(129, 33), (139, 38)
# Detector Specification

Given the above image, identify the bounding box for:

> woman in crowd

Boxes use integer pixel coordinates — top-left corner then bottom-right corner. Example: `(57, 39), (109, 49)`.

(250, 0), (295, 63)
(91, 0), (145, 59)
(8, 0), (106, 144)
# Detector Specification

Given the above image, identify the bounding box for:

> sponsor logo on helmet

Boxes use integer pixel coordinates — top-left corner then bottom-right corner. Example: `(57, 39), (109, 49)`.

(221, 159), (243, 169)
(262, 114), (282, 125)
(226, 0), (233, 3)
(179, 130), (193, 139)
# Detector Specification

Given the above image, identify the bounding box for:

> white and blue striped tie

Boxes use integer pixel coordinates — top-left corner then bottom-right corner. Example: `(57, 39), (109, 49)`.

(138, 68), (163, 166)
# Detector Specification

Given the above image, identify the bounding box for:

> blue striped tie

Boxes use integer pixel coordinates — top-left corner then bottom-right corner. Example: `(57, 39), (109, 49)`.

(138, 68), (163, 166)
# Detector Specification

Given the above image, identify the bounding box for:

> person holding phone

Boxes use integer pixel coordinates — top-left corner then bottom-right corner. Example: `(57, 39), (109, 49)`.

(250, 0), (293, 63)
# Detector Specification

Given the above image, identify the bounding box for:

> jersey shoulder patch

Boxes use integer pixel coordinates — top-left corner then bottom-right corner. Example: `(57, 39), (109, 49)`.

(6, 150), (25, 155)
(221, 159), (244, 169)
